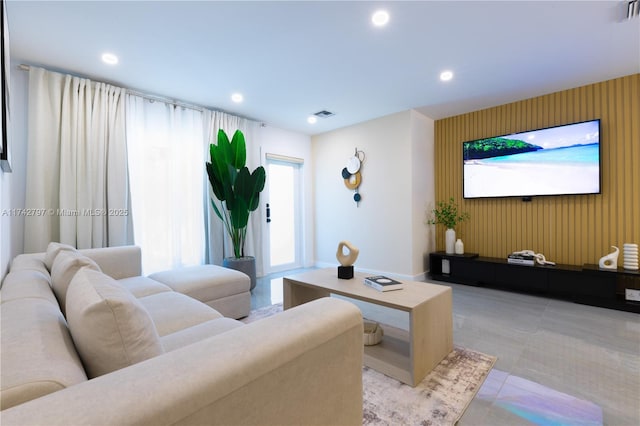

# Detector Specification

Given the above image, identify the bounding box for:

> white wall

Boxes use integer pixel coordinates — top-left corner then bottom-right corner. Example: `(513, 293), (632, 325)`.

(410, 110), (435, 278)
(258, 125), (314, 271)
(312, 110), (435, 279)
(1, 61), (28, 280)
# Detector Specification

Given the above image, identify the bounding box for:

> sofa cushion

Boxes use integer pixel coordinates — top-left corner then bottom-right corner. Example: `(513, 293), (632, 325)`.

(138, 292), (223, 336)
(0, 298), (88, 410)
(8, 253), (49, 276)
(65, 269), (163, 378)
(80, 246), (143, 279)
(0, 269), (59, 306)
(51, 251), (101, 314)
(160, 317), (244, 352)
(149, 265), (250, 301)
(44, 242), (77, 272)
(117, 276), (173, 298)
(148, 265), (251, 319)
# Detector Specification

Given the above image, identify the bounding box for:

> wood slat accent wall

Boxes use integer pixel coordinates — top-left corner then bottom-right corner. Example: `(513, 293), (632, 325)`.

(434, 74), (639, 265)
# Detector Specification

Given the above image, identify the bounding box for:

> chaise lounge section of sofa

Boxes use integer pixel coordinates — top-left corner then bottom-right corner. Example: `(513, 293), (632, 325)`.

(0, 244), (364, 425)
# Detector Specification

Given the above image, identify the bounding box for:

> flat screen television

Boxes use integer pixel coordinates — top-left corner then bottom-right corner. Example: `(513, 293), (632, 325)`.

(463, 119), (601, 199)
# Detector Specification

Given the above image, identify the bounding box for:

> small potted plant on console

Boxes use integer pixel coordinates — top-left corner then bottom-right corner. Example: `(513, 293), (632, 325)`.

(427, 197), (469, 254)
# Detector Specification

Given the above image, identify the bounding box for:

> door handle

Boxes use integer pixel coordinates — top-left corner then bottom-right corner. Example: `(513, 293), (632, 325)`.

(266, 203), (271, 223)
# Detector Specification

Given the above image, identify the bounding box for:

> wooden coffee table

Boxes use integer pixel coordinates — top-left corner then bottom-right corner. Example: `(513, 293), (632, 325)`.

(283, 268), (453, 387)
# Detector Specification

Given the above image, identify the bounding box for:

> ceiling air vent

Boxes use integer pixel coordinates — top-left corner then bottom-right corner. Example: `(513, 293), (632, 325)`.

(313, 110), (335, 118)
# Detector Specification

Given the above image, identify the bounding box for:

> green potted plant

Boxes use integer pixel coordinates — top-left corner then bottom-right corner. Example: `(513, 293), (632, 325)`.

(206, 129), (266, 290)
(427, 197), (469, 254)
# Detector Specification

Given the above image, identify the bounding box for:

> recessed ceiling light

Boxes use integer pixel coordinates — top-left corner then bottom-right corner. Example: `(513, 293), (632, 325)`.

(307, 116), (318, 124)
(372, 10), (389, 27)
(101, 53), (118, 65)
(231, 93), (243, 103)
(440, 70), (454, 82)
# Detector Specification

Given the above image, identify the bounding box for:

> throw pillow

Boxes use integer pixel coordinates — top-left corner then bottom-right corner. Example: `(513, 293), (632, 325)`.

(50, 251), (101, 314)
(44, 242), (77, 272)
(66, 268), (164, 378)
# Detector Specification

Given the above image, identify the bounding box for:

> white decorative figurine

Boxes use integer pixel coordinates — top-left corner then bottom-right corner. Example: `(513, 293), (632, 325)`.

(598, 246), (619, 270)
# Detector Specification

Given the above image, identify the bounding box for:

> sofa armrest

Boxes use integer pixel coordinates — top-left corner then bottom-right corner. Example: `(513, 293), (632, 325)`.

(0, 297), (364, 426)
(79, 246), (142, 279)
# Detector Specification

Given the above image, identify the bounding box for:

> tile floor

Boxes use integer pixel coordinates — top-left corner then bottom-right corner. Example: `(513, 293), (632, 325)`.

(251, 268), (640, 425)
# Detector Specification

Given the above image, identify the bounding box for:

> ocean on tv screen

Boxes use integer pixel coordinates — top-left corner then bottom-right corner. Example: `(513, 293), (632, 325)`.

(463, 120), (600, 199)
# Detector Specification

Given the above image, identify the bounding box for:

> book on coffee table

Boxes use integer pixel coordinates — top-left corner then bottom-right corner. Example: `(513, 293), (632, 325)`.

(364, 276), (404, 292)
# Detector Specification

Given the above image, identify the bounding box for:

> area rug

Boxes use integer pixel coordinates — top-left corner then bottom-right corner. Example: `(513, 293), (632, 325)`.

(243, 303), (496, 425)
(241, 303), (284, 324)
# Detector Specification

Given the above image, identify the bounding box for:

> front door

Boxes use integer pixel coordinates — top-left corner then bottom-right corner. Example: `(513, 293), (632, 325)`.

(263, 155), (303, 274)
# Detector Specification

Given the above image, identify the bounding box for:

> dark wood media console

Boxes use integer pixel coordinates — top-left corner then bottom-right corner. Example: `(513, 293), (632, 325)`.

(428, 252), (639, 314)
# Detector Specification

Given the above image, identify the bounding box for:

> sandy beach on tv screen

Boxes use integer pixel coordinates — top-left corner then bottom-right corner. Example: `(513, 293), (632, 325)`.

(464, 162), (599, 198)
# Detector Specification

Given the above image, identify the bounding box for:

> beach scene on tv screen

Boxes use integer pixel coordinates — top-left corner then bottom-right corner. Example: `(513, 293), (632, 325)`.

(463, 120), (600, 198)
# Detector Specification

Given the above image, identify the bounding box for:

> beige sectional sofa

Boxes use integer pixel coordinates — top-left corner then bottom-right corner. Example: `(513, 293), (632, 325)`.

(0, 244), (364, 425)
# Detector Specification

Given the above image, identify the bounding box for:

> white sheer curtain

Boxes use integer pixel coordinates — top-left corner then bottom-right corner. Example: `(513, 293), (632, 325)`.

(203, 111), (264, 276)
(126, 95), (206, 274)
(24, 67), (132, 252)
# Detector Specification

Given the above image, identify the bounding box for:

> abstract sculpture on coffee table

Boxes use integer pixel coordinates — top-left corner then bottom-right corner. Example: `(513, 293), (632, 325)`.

(336, 240), (359, 279)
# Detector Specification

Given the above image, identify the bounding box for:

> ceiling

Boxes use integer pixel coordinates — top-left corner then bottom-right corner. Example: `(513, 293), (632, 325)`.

(7, 1), (640, 136)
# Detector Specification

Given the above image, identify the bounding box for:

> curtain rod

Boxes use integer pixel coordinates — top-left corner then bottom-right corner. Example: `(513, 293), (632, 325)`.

(18, 63), (204, 111)
(17, 63), (264, 124)
(19, 63), (204, 112)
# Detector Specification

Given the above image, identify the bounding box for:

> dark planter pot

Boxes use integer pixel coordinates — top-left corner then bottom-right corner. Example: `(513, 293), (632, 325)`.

(223, 256), (257, 291)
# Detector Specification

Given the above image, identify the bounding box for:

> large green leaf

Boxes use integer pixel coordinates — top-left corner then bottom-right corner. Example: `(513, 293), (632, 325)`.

(229, 130), (246, 169)
(247, 166), (266, 211)
(210, 143), (233, 202)
(223, 164), (237, 210)
(216, 129), (232, 164)
(230, 198), (249, 230)
(234, 167), (252, 203)
(206, 161), (226, 201)
(224, 190), (236, 212)
(208, 143), (219, 165)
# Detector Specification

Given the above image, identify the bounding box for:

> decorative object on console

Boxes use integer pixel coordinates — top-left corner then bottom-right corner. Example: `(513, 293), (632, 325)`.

(427, 197), (470, 254)
(598, 246), (619, 270)
(455, 238), (464, 254)
(445, 229), (456, 254)
(508, 252), (535, 266)
(623, 243), (638, 271)
(341, 148), (365, 206)
(206, 129), (266, 291)
(510, 250), (556, 266)
(336, 240), (359, 279)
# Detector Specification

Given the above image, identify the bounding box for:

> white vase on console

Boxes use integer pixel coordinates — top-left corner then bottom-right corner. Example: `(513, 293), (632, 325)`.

(445, 229), (456, 254)
(455, 238), (464, 254)
(623, 243), (638, 271)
